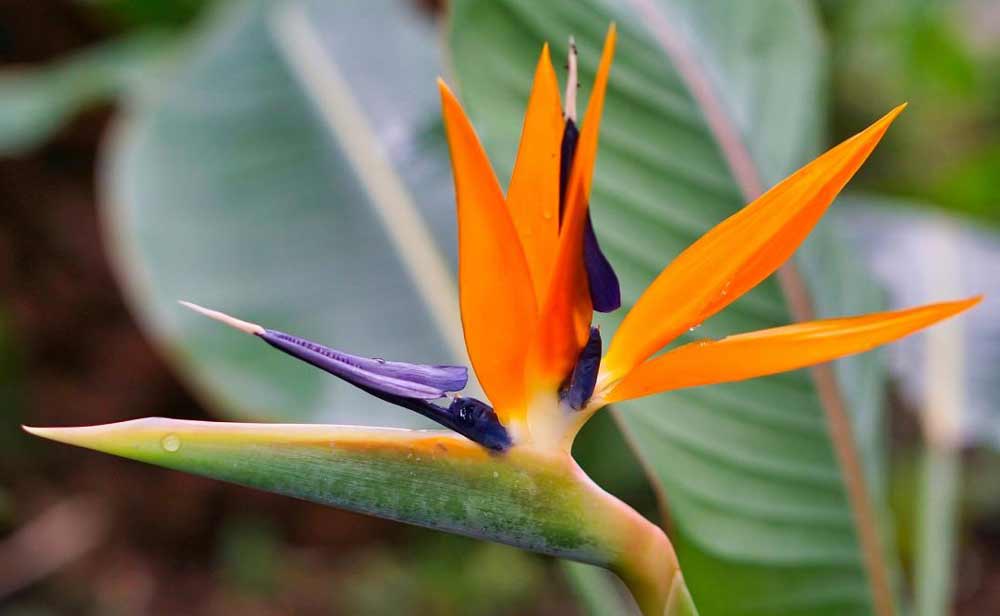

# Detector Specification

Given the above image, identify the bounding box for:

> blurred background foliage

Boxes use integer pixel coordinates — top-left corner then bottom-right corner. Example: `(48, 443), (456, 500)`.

(821, 0), (1000, 225)
(0, 0), (997, 614)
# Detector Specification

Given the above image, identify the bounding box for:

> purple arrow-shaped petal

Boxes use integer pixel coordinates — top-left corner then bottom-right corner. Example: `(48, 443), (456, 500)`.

(562, 326), (602, 410)
(259, 329), (467, 399)
(560, 119), (621, 313)
(179, 302), (467, 400)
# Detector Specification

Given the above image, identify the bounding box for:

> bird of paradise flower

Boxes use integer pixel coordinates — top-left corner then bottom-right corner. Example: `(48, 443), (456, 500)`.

(27, 25), (978, 616)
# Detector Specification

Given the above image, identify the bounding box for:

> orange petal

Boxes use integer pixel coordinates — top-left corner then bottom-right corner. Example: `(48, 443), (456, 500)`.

(439, 80), (537, 420)
(605, 297), (980, 403)
(604, 104), (907, 379)
(529, 25), (616, 388)
(506, 44), (564, 299)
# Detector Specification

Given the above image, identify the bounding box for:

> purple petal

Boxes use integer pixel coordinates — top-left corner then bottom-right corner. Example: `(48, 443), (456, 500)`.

(582, 213), (621, 312)
(560, 119), (620, 313)
(558, 118), (580, 220)
(259, 330), (467, 399)
(562, 327), (602, 410)
(444, 397), (512, 451)
(177, 303), (509, 448)
(359, 387), (511, 451)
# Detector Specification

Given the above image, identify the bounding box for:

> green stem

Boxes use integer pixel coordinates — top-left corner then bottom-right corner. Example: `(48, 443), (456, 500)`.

(915, 443), (960, 616)
(612, 516), (697, 615)
(569, 461), (697, 615)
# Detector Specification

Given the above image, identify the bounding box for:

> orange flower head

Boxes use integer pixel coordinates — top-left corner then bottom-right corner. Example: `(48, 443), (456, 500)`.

(437, 25), (978, 450)
(185, 25), (979, 454)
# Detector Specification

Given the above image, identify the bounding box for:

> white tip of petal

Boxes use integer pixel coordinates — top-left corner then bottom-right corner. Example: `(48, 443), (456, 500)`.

(178, 301), (265, 335)
(565, 36), (578, 123)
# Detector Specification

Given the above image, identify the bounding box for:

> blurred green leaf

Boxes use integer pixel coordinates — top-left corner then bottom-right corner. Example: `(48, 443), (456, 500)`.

(102, 0), (463, 425)
(0, 31), (173, 154)
(217, 514), (281, 595)
(821, 0), (999, 226)
(342, 533), (545, 616)
(89, 0), (211, 28)
(562, 561), (639, 616)
(449, 1), (894, 614)
(927, 144), (1000, 225)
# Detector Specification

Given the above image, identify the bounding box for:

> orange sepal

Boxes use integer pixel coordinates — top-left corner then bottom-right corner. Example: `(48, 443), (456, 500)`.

(605, 297), (980, 404)
(507, 44), (564, 299)
(529, 25), (616, 388)
(604, 104), (907, 379)
(439, 80), (537, 421)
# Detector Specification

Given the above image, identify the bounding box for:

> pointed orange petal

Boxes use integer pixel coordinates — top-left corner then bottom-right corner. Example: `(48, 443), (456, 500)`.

(604, 104), (907, 378)
(439, 80), (537, 420)
(605, 297), (980, 403)
(507, 44), (564, 299)
(529, 25), (616, 388)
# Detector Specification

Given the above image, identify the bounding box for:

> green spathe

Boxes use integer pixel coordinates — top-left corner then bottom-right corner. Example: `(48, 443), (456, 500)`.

(25, 418), (694, 615)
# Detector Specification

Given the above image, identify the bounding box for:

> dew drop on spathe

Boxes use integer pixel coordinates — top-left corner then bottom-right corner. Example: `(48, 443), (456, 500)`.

(161, 433), (181, 453)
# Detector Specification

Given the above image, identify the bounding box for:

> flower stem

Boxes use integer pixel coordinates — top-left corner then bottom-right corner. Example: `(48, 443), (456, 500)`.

(612, 513), (696, 615)
(568, 460), (698, 615)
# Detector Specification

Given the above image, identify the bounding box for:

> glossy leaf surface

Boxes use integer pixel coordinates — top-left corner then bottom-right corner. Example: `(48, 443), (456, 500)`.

(103, 0), (462, 425)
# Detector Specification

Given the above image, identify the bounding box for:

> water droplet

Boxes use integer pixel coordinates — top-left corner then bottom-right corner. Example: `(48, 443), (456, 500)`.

(161, 434), (181, 453)
(688, 323), (701, 332)
(493, 471), (499, 479)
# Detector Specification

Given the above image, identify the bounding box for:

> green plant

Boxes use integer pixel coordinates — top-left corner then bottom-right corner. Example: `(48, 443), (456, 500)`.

(16, 0), (989, 614)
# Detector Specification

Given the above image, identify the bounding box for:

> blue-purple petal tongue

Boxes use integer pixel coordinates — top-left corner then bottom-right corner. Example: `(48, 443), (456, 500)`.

(359, 387), (511, 452)
(259, 330), (467, 399)
(582, 214), (621, 312)
(444, 397), (512, 451)
(178, 302), (509, 450)
(560, 119), (621, 313)
(562, 326), (602, 411)
(259, 330), (508, 450)
(559, 119), (580, 217)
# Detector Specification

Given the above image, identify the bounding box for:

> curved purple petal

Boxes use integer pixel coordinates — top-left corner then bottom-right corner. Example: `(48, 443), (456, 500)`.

(444, 397), (512, 451)
(562, 326), (602, 410)
(582, 213), (621, 312)
(560, 119), (621, 313)
(259, 330), (467, 399)
(359, 386), (511, 451)
(559, 118), (580, 218)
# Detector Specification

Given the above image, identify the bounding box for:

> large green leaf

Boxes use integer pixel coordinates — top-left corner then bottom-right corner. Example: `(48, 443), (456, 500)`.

(448, 1), (892, 614)
(0, 31), (173, 154)
(103, 0), (462, 426)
